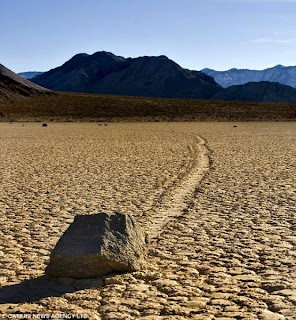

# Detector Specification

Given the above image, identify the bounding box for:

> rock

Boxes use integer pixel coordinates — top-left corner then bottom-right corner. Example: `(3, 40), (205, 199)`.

(42, 123), (47, 127)
(46, 212), (147, 278)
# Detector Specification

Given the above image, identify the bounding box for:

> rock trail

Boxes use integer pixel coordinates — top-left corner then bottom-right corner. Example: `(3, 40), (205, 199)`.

(142, 135), (210, 239)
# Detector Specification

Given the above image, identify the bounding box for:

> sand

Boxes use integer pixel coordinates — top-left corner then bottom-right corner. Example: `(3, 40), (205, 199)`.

(0, 122), (295, 319)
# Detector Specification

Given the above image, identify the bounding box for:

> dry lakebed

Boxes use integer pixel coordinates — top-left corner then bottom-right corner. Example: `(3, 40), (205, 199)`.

(0, 122), (295, 319)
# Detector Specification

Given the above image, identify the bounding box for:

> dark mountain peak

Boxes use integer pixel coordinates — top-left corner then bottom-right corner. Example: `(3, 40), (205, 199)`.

(92, 51), (116, 56)
(131, 55), (174, 67)
(123, 55), (197, 81)
(58, 53), (90, 73)
(32, 51), (221, 99)
(32, 51), (133, 91)
(91, 51), (126, 62)
(211, 80), (296, 103)
(63, 51), (127, 70)
(158, 55), (169, 59)
(73, 53), (89, 58)
(136, 55), (170, 61)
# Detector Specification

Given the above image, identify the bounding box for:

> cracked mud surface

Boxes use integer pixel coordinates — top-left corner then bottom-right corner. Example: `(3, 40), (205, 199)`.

(0, 122), (295, 319)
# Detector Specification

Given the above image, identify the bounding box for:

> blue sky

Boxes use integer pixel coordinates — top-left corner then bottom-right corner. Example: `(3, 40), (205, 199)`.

(1, 0), (296, 73)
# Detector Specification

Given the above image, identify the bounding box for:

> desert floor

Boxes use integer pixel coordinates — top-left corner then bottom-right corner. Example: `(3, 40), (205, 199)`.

(0, 122), (295, 320)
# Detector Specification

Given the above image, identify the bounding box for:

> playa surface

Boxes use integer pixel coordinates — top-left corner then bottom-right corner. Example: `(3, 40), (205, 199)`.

(0, 122), (295, 319)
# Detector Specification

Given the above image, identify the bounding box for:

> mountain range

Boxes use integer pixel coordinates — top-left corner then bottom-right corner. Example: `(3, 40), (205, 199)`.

(7, 51), (296, 104)
(31, 52), (222, 99)
(202, 65), (296, 88)
(0, 64), (51, 100)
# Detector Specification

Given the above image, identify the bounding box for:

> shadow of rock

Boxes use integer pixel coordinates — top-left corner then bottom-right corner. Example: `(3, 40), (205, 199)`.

(0, 276), (104, 304)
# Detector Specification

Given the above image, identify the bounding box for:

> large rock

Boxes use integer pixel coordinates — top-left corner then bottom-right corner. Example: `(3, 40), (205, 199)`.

(46, 212), (147, 278)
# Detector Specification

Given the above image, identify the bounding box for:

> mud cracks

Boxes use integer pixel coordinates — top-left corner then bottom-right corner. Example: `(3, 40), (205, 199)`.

(0, 122), (295, 319)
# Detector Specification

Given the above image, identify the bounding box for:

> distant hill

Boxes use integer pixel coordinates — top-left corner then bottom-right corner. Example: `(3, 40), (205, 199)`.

(32, 51), (222, 99)
(211, 81), (296, 103)
(18, 71), (44, 79)
(202, 65), (296, 88)
(0, 64), (52, 100)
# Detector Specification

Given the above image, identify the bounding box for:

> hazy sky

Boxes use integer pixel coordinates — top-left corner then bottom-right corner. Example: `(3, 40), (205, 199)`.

(1, 0), (296, 73)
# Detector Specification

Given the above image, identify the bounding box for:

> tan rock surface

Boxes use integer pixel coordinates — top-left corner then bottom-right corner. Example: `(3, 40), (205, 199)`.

(0, 122), (295, 319)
